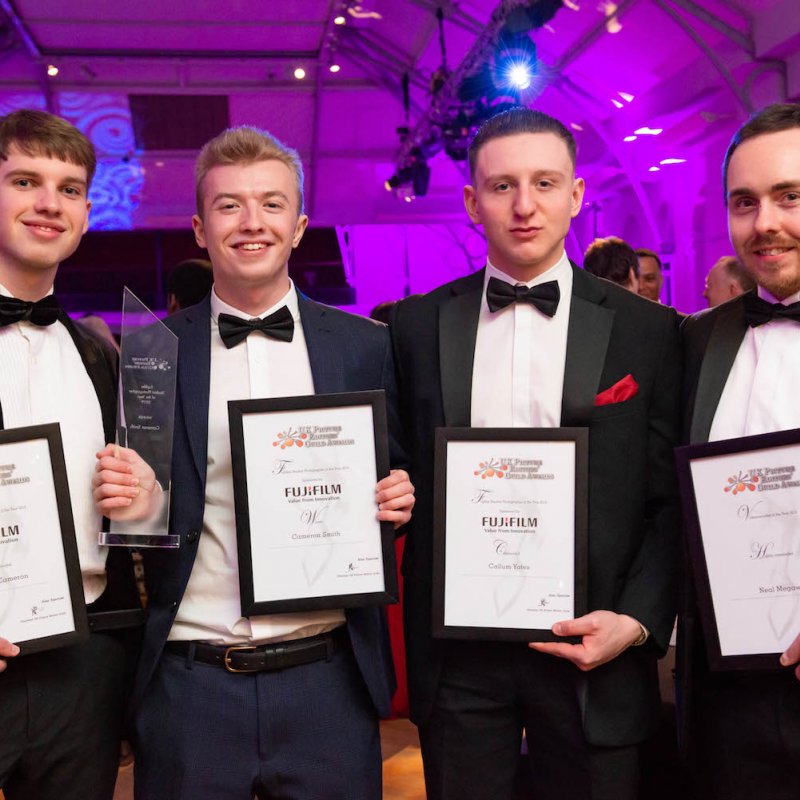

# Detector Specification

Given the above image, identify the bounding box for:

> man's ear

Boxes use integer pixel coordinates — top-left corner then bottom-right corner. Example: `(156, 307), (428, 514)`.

(464, 184), (480, 224)
(570, 177), (585, 218)
(192, 214), (206, 249)
(292, 214), (309, 248)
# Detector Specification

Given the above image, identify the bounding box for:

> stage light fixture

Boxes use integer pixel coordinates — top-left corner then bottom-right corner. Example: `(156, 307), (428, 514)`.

(47, 64), (59, 77)
(506, 62), (532, 90)
(294, 67), (306, 80)
(334, 15), (346, 25)
(329, 63), (341, 73)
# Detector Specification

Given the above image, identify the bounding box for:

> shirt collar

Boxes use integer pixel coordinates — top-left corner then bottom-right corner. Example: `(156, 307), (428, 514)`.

(758, 285), (800, 306)
(0, 281), (55, 300)
(210, 279), (301, 324)
(484, 251), (571, 289)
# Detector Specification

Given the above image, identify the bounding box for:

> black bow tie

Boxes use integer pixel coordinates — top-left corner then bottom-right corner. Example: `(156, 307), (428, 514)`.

(0, 294), (61, 328)
(217, 305), (295, 348)
(486, 277), (560, 317)
(743, 292), (800, 328)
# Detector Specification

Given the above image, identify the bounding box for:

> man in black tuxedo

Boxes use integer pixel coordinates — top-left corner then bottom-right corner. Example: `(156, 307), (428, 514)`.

(0, 110), (142, 800)
(391, 108), (682, 800)
(680, 102), (800, 800)
(94, 125), (415, 799)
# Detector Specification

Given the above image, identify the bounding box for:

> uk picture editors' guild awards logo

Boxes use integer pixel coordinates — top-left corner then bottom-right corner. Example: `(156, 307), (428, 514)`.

(127, 356), (172, 372)
(474, 459), (508, 479)
(724, 470), (759, 495)
(272, 424), (354, 450)
(723, 464), (800, 496)
(472, 457), (554, 482)
(273, 428), (308, 449)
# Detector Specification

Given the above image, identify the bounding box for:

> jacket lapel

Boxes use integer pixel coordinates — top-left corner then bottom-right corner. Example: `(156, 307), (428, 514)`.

(439, 270), (484, 427)
(176, 298), (212, 480)
(298, 293), (346, 395)
(561, 266), (615, 426)
(60, 312), (119, 443)
(690, 298), (747, 444)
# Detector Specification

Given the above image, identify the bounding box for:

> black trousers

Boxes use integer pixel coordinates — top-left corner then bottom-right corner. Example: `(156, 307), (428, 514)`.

(0, 631), (129, 800)
(418, 640), (639, 800)
(693, 670), (800, 800)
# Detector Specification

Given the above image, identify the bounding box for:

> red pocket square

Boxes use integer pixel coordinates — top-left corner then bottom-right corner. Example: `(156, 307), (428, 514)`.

(594, 374), (639, 406)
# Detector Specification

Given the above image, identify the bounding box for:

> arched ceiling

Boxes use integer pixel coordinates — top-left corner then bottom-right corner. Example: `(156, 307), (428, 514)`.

(0, 0), (797, 231)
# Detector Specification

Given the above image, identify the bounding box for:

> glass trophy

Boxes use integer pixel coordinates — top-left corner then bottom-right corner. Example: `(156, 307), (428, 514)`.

(99, 288), (180, 548)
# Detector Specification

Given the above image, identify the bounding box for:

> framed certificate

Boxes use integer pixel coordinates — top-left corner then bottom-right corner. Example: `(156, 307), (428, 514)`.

(0, 424), (88, 655)
(228, 390), (398, 615)
(676, 429), (800, 670)
(433, 428), (588, 641)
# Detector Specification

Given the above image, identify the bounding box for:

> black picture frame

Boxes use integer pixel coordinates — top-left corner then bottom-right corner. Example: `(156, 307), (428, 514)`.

(228, 390), (398, 616)
(432, 427), (589, 642)
(1, 423), (89, 655)
(675, 428), (800, 671)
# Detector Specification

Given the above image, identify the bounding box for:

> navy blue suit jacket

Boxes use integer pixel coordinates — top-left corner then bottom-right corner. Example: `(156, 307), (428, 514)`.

(131, 293), (400, 718)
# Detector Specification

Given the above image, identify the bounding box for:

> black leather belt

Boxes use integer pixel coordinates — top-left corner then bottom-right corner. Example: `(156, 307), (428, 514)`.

(88, 608), (146, 632)
(165, 625), (347, 674)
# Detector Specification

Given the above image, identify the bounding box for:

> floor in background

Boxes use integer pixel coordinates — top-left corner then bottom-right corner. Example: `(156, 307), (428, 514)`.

(111, 718), (425, 800)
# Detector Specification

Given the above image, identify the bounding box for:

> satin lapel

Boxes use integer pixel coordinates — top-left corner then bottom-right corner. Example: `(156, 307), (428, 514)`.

(561, 267), (615, 426)
(176, 298), (212, 481)
(690, 299), (747, 444)
(298, 294), (344, 395)
(59, 312), (118, 443)
(439, 271), (483, 427)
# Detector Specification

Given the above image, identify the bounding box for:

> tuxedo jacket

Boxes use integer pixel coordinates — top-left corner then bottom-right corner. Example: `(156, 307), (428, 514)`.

(131, 293), (400, 718)
(678, 293), (772, 755)
(0, 314), (141, 624)
(390, 265), (683, 746)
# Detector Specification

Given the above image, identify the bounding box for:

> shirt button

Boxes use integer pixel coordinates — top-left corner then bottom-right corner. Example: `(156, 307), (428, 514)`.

(170, 601), (178, 613)
(186, 529), (199, 544)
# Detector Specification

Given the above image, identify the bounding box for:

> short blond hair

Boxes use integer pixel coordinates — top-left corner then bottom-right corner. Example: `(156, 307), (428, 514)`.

(194, 126), (304, 216)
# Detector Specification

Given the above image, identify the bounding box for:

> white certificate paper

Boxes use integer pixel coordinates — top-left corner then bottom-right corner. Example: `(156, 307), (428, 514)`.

(689, 443), (800, 657)
(0, 438), (77, 644)
(239, 404), (387, 606)
(441, 438), (578, 632)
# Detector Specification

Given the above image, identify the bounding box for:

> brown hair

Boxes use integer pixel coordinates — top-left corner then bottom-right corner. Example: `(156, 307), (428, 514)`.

(0, 109), (96, 187)
(195, 126), (305, 216)
(468, 107), (577, 181)
(583, 236), (639, 286)
(723, 103), (800, 200)
(634, 248), (662, 271)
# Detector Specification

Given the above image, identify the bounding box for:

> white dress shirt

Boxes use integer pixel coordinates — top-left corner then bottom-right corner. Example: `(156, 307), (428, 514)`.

(0, 283), (107, 602)
(170, 282), (345, 644)
(710, 286), (800, 440)
(471, 253), (573, 428)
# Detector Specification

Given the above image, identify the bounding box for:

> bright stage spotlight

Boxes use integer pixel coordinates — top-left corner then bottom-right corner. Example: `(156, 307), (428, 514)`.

(506, 61), (533, 90)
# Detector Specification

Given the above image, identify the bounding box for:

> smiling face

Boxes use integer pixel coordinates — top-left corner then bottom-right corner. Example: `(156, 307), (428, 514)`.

(192, 159), (308, 315)
(0, 145), (90, 299)
(726, 128), (800, 300)
(464, 131), (584, 282)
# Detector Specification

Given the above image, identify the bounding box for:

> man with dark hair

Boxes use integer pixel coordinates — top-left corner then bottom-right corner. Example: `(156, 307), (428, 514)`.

(635, 247), (664, 302)
(681, 101), (800, 800)
(583, 236), (640, 292)
(702, 255), (756, 307)
(0, 109), (142, 800)
(165, 258), (213, 313)
(94, 125), (415, 799)
(392, 107), (681, 800)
